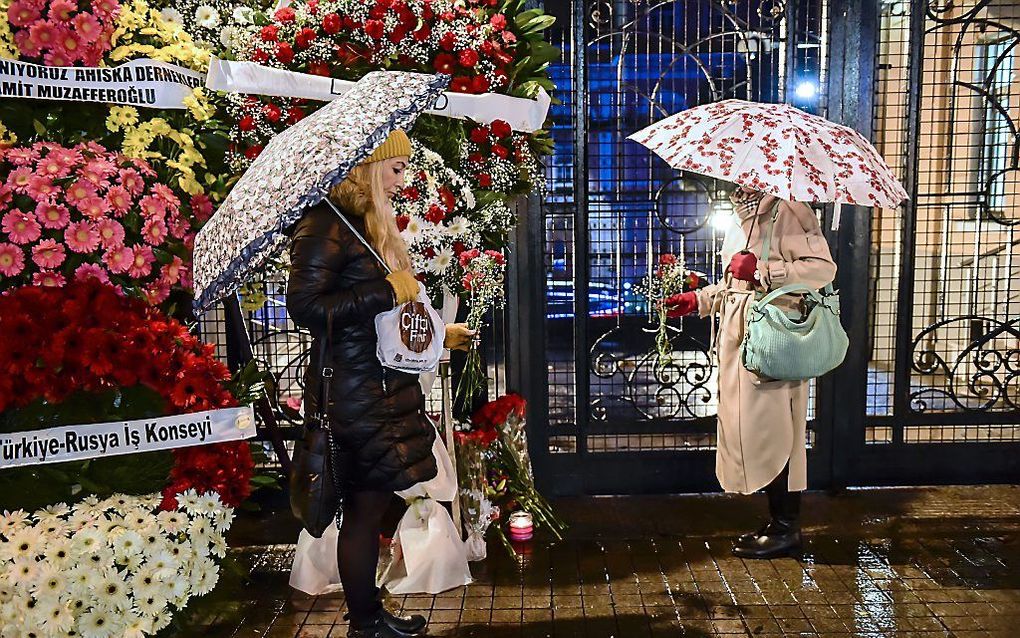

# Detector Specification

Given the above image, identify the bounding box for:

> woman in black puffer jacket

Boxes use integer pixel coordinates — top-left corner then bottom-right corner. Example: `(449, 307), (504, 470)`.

(287, 130), (473, 638)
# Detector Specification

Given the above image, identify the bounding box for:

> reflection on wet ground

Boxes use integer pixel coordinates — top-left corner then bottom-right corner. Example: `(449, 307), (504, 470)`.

(172, 485), (1020, 637)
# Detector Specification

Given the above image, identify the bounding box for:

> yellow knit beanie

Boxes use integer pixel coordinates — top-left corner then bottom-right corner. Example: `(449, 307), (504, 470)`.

(364, 129), (412, 163)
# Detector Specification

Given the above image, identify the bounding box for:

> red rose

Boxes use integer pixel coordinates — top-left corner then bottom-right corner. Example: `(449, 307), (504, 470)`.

(438, 187), (455, 210)
(260, 25), (279, 42)
(343, 16), (360, 30)
(388, 27), (407, 43)
(433, 53), (456, 74)
(322, 13), (341, 34)
(490, 119), (512, 139)
(276, 42), (295, 64)
(274, 6), (295, 22)
(425, 205), (445, 224)
(476, 172), (492, 188)
(244, 145), (263, 159)
(492, 144), (509, 159)
(295, 27), (317, 49)
(659, 253), (677, 265)
(262, 103), (282, 122)
(307, 60), (331, 76)
(439, 31), (456, 51)
(470, 75), (490, 93)
(307, 0), (319, 13)
(468, 152), (485, 165)
(490, 14), (507, 30)
(365, 19), (385, 39)
(469, 126), (489, 144)
(458, 49), (479, 67)
(395, 214), (410, 231)
(287, 107), (305, 124)
(450, 76), (472, 92)
(238, 115), (255, 132)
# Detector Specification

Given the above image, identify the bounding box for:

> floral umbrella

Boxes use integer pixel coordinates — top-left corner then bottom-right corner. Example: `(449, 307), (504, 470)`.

(627, 100), (908, 210)
(192, 71), (449, 313)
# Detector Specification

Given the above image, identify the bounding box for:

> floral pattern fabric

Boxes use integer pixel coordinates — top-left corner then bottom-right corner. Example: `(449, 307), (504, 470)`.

(628, 100), (908, 209)
(191, 70), (448, 312)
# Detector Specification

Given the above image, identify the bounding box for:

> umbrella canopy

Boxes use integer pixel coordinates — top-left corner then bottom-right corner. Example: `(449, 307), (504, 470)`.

(628, 100), (908, 209)
(192, 71), (449, 313)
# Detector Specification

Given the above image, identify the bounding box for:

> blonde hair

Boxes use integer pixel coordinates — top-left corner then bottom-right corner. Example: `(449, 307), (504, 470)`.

(329, 161), (411, 272)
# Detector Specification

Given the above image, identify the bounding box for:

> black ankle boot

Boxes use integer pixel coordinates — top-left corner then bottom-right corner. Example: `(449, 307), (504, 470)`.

(347, 615), (407, 638)
(733, 491), (802, 559)
(345, 606), (427, 636)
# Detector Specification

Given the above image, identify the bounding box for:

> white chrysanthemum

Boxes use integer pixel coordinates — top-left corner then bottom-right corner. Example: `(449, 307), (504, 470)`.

(122, 508), (153, 531)
(33, 502), (70, 525)
(42, 536), (73, 568)
(65, 566), (91, 597)
(151, 612), (172, 632)
(155, 510), (187, 534)
(112, 530), (144, 559)
(78, 606), (121, 638)
(2, 508), (34, 532)
(37, 517), (72, 539)
(232, 6), (253, 24)
(189, 518), (212, 546)
(194, 5), (221, 28)
(404, 216), (424, 240)
(146, 549), (180, 578)
(220, 25), (238, 48)
(81, 546), (115, 571)
(121, 552), (144, 572)
(159, 7), (184, 25)
(137, 493), (163, 510)
(446, 216), (470, 236)
(191, 563), (219, 596)
(66, 510), (99, 532)
(4, 528), (37, 561)
(209, 534), (227, 558)
(0, 582), (14, 604)
(176, 490), (201, 514)
(31, 564), (66, 600)
(195, 493), (223, 515)
(96, 572), (132, 611)
(9, 557), (39, 588)
(80, 495), (100, 507)
(213, 508), (234, 533)
(37, 598), (74, 633)
(119, 609), (150, 638)
(428, 248), (455, 274)
(71, 528), (104, 553)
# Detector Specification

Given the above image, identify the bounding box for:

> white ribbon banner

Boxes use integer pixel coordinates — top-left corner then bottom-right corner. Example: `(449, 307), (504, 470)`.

(206, 58), (551, 133)
(0, 406), (257, 469)
(0, 58), (204, 109)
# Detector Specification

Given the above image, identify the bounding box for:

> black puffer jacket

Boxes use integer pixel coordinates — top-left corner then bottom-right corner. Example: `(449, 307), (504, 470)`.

(287, 202), (437, 492)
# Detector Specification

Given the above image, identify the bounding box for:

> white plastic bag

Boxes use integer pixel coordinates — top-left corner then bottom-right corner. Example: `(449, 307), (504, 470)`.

(289, 521), (342, 595)
(377, 433), (471, 594)
(375, 283), (444, 374)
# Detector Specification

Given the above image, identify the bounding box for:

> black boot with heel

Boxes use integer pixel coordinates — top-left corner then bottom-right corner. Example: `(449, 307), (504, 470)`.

(732, 464), (802, 559)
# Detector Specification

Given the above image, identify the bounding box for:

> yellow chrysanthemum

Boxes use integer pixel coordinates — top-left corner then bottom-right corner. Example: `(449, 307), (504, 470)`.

(0, 121), (17, 148)
(105, 106), (141, 132)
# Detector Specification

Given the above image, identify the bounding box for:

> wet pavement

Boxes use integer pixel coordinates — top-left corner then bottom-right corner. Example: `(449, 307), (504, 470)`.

(172, 485), (1020, 637)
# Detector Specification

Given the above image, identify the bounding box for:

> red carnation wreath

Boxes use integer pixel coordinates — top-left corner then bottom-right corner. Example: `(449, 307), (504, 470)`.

(0, 279), (254, 509)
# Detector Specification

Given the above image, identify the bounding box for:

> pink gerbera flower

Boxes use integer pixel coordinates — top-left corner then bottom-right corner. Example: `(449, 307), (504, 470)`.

(7, 0), (42, 28)
(0, 243), (25, 278)
(105, 185), (132, 215)
(82, 157), (117, 185)
(128, 245), (154, 279)
(33, 270), (66, 287)
(0, 184), (12, 207)
(142, 217), (167, 246)
(77, 196), (110, 219)
(151, 184), (180, 208)
(64, 221), (100, 253)
(96, 218), (125, 249)
(144, 280), (170, 304)
(27, 20), (58, 49)
(48, 0), (76, 21)
(35, 202), (71, 229)
(35, 154), (70, 179)
(26, 176), (58, 202)
(4, 147), (37, 166)
(161, 255), (184, 285)
(138, 195), (166, 218)
(55, 26), (80, 57)
(31, 238), (66, 269)
(7, 167), (33, 194)
(2, 211), (42, 244)
(65, 179), (98, 206)
(71, 13), (102, 44)
(168, 215), (190, 240)
(118, 168), (144, 195)
(179, 263), (193, 290)
(103, 245), (133, 274)
(91, 0), (119, 19)
(48, 146), (82, 169)
(14, 30), (41, 58)
(74, 262), (111, 284)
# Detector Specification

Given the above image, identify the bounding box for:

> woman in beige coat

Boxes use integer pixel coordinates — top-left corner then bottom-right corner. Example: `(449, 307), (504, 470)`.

(666, 187), (836, 559)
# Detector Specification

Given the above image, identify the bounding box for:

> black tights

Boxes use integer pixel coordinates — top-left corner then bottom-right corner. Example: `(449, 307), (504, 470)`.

(337, 490), (392, 626)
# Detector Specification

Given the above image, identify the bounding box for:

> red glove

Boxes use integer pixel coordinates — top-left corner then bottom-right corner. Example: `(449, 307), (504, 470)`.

(662, 291), (698, 318)
(728, 251), (759, 282)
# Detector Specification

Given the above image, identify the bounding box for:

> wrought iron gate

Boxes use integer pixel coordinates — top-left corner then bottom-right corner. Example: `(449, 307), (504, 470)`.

(516, 0), (1020, 495)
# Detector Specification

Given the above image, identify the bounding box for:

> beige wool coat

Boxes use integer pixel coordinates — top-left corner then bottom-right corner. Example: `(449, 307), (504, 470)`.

(696, 196), (837, 494)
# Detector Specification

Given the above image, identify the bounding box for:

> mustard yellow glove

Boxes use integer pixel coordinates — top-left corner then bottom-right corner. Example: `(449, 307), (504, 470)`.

(385, 270), (419, 305)
(444, 323), (477, 351)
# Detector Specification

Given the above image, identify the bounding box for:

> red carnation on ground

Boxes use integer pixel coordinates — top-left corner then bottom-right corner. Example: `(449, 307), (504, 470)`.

(490, 14), (507, 30)
(425, 205), (446, 224)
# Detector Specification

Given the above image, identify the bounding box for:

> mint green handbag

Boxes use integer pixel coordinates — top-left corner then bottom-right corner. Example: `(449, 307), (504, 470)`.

(739, 210), (848, 381)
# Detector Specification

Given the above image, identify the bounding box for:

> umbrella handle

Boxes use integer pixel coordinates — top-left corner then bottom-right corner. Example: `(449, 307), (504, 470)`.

(323, 198), (393, 275)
